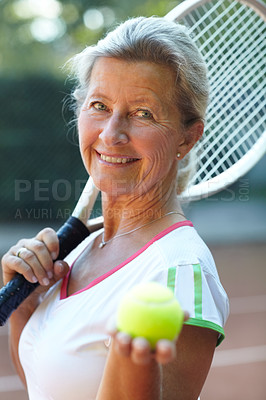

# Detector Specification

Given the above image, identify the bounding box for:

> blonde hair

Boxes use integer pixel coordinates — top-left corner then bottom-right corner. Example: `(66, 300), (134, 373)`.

(69, 17), (209, 193)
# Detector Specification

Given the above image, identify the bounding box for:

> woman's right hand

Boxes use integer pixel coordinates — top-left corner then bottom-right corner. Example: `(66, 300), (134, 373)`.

(1, 227), (69, 287)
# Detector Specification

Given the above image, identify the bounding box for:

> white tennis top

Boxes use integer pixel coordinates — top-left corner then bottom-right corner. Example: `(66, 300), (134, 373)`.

(19, 221), (229, 400)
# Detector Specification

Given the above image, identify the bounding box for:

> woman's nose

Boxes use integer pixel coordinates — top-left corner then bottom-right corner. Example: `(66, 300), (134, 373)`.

(98, 114), (129, 146)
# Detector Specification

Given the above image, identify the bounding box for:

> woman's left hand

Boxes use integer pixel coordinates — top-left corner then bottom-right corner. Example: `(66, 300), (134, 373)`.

(113, 332), (176, 365)
(107, 311), (189, 366)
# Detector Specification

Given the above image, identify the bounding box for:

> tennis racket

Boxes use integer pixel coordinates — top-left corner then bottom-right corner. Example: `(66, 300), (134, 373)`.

(0, 0), (265, 325)
(165, 0), (266, 201)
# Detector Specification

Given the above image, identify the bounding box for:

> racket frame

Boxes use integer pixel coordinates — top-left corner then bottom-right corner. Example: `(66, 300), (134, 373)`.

(165, 0), (266, 21)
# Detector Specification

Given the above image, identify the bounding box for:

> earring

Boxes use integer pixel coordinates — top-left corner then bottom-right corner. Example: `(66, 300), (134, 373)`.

(176, 152), (181, 158)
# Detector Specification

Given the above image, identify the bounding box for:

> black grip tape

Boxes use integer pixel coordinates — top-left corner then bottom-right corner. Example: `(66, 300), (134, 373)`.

(0, 216), (90, 326)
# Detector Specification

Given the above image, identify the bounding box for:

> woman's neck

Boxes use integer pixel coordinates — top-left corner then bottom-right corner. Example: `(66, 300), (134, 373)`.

(101, 181), (184, 242)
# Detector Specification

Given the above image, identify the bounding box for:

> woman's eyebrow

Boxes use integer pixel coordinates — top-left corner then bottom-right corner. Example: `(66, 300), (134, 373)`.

(86, 91), (112, 102)
(127, 97), (164, 114)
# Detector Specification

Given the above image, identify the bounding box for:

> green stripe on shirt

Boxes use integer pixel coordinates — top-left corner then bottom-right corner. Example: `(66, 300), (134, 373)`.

(193, 263), (203, 319)
(167, 264), (203, 320)
(167, 267), (177, 293)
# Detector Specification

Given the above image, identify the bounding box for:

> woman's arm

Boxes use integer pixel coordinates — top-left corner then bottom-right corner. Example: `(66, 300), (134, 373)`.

(97, 325), (218, 400)
(162, 325), (218, 400)
(1, 228), (69, 385)
(8, 290), (43, 386)
(97, 335), (163, 400)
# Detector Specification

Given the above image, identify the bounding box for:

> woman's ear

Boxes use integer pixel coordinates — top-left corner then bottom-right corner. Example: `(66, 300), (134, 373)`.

(176, 120), (204, 160)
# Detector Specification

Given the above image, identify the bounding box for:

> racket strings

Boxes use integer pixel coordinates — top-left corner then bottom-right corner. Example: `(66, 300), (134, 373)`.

(203, 119), (263, 179)
(205, 13), (263, 94)
(201, 65), (265, 168)
(197, 93), (265, 181)
(177, 0), (266, 185)
(194, 1), (242, 48)
(204, 77), (265, 155)
(206, 67), (265, 139)
(186, 0), (232, 35)
(207, 18), (264, 96)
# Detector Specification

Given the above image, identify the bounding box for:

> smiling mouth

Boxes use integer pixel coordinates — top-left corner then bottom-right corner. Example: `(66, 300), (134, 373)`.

(97, 152), (139, 164)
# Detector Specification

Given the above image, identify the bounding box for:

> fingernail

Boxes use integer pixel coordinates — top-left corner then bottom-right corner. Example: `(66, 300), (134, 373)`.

(134, 337), (150, 350)
(118, 333), (131, 345)
(57, 261), (64, 273)
(51, 252), (57, 261)
(32, 275), (38, 283)
(42, 277), (50, 286)
(47, 271), (53, 279)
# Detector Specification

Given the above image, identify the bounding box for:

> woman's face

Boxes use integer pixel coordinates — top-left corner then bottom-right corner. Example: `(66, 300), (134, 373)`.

(78, 57), (187, 197)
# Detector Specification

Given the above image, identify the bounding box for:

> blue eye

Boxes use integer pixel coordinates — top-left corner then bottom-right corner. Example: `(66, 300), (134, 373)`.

(135, 109), (153, 119)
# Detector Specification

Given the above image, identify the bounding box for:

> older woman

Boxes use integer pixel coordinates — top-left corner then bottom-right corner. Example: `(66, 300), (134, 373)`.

(2, 17), (229, 400)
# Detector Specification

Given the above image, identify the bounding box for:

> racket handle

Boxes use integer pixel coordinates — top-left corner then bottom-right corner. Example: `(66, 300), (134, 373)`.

(0, 216), (90, 326)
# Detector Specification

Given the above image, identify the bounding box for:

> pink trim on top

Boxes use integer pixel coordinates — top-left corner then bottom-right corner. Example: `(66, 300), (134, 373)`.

(60, 220), (193, 299)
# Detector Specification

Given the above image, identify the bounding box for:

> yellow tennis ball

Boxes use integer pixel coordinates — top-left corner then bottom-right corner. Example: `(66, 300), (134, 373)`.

(116, 282), (184, 349)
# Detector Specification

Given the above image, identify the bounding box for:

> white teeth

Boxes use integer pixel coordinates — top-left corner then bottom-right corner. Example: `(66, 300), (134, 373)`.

(100, 154), (136, 164)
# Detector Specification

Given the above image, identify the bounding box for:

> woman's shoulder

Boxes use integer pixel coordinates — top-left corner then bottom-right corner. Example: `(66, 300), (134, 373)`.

(155, 220), (207, 253)
(155, 221), (217, 274)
